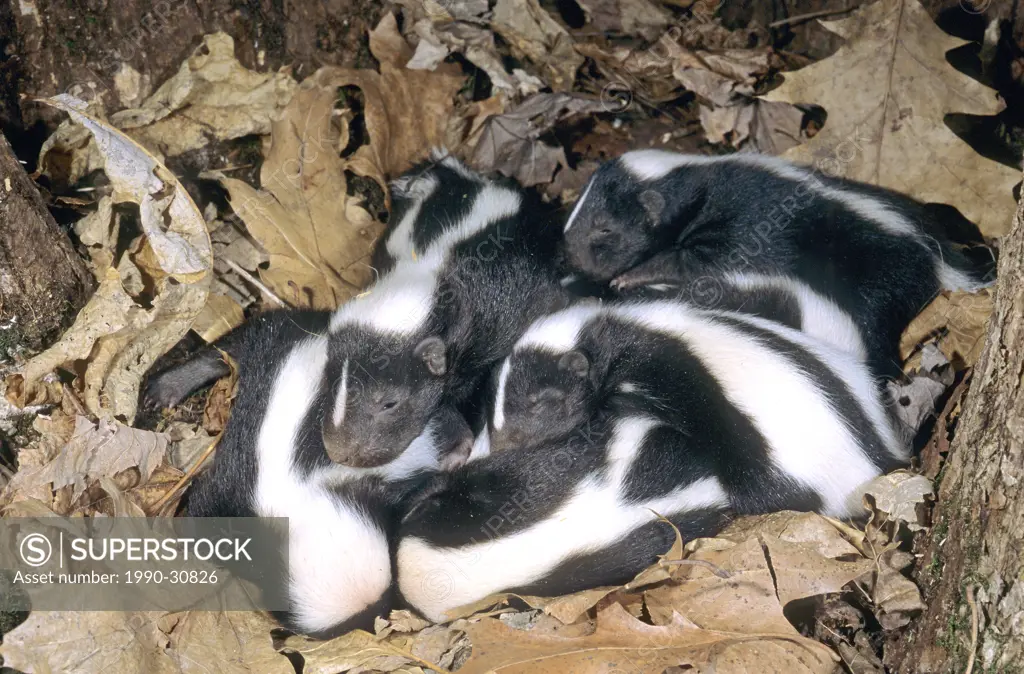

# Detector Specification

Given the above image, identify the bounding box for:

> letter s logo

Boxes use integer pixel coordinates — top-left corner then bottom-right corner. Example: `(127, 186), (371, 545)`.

(20, 533), (52, 567)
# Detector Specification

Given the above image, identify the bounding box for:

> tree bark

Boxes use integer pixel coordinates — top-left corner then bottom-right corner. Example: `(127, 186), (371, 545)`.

(888, 173), (1024, 673)
(0, 131), (93, 354)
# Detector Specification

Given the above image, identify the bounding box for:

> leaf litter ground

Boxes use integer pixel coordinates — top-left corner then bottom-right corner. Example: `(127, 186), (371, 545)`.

(1, 1), (1019, 672)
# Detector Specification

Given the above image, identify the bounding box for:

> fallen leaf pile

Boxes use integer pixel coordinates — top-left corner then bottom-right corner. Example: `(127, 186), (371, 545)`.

(0, 0), (1018, 671)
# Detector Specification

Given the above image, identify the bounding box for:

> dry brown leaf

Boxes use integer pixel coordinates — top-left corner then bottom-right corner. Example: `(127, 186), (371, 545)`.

(114, 33), (296, 158)
(699, 98), (805, 154)
(407, 20), (541, 97)
(39, 34), (296, 185)
(3, 415), (168, 505)
(716, 511), (862, 559)
(192, 292), (246, 343)
(862, 472), (934, 532)
(216, 72), (384, 310)
(575, 0), (671, 41)
(899, 289), (994, 367)
(158, 612), (293, 674)
(97, 475), (148, 516)
(0, 612), (177, 674)
(491, 0), (583, 91)
(646, 534), (866, 635)
(7, 96), (212, 422)
(761, 0), (1019, 236)
(458, 602), (838, 674)
(339, 13), (466, 178)
(282, 629), (434, 674)
(865, 550), (925, 630)
(202, 351), (239, 434)
(469, 93), (606, 186)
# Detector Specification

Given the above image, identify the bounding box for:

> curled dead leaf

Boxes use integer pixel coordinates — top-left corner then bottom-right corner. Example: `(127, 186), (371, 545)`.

(7, 96), (211, 422)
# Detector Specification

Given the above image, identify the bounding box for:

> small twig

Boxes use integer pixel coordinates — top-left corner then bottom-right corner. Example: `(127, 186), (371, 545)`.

(768, 6), (854, 28)
(964, 584), (979, 674)
(150, 436), (221, 515)
(222, 258), (289, 308)
(660, 558), (733, 578)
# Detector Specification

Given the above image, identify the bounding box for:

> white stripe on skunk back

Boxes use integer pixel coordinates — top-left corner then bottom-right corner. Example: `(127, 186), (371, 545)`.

(725, 272), (868, 360)
(253, 336), (392, 635)
(612, 301), (905, 516)
(397, 415), (730, 623)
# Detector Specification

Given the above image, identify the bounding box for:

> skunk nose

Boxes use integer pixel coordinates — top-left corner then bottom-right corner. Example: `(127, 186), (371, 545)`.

(490, 428), (526, 452)
(322, 423), (359, 465)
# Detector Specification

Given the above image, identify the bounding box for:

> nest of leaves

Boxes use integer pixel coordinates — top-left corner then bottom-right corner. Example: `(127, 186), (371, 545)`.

(0, 0), (1019, 672)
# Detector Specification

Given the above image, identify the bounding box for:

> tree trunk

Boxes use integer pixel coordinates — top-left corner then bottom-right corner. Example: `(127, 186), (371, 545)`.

(887, 174), (1024, 673)
(0, 131), (93, 354)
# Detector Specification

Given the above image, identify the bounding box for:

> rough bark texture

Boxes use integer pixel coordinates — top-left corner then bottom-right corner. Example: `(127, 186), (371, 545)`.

(0, 131), (93, 353)
(888, 175), (1024, 673)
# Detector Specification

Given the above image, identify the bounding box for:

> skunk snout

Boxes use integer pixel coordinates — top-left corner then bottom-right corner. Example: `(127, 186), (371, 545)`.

(489, 427), (528, 453)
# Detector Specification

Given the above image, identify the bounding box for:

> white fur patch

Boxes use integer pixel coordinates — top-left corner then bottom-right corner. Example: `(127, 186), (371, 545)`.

(619, 149), (701, 181)
(492, 359), (513, 431)
(254, 336), (391, 634)
(563, 178), (595, 233)
(329, 262), (438, 334)
(468, 426), (492, 462)
(726, 272), (867, 360)
(397, 415), (729, 622)
(514, 303), (605, 354)
(331, 358), (350, 427)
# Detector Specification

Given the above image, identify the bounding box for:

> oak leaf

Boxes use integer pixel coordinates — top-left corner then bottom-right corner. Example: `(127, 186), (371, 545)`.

(761, 0), (1019, 235)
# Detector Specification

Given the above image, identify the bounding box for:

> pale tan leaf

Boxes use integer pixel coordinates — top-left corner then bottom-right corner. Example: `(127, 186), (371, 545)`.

(45, 33), (297, 178)
(458, 602), (838, 674)
(0, 611), (177, 674)
(761, 0), (1018, 236)
(282, 629), (431, 674)
(6, 96), (212, 422)
(716, 511), (861, 559)
(862, 472), (934, 532)
(192, 292), (246, 343)
(3, 416), (168, 503)
(491, 0), (583, 91)
(158, 612), (293, 674)
(866, 550), (925, 630)
(899, 289), (994, 367)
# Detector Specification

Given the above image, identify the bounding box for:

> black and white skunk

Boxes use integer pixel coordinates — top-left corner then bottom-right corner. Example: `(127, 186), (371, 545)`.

(150, 310), (463, 638)
(397, 412), (733, 623)
(482, 299), (910, 516)
(321, 154), (569, 469)
(561, 150), (996, 377)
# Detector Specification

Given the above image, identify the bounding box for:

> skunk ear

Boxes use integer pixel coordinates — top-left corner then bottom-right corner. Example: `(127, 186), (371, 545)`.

(557, 350), (590, 379)
(638, 189), (667, 225)
(414, 336), (447, 376)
